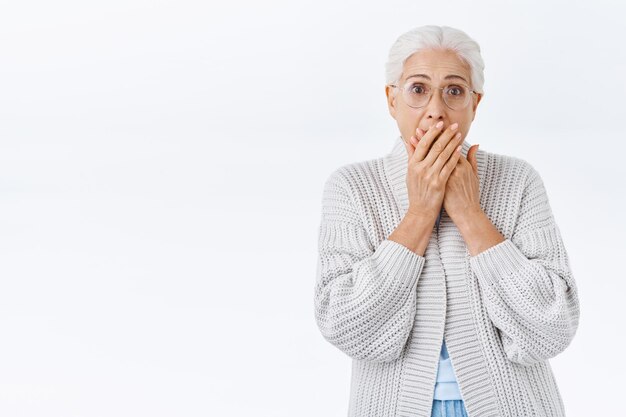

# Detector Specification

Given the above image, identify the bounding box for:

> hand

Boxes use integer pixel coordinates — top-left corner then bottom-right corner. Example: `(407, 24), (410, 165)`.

(442, 144), (481, 221)
(414, 128), (481, 222)
(402, 121), (464, 220)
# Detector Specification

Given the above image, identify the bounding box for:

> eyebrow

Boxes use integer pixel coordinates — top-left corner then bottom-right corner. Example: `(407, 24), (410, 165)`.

(405, 74), (469, 84)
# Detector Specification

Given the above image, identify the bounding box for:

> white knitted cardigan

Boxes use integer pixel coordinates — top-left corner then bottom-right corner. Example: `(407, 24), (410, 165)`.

(314, 136), (580, 417)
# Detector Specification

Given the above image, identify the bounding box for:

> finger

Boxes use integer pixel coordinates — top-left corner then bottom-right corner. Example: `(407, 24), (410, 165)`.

(415, 129), (424, 149)
(423, 122), (462, 168)
(467, 144), (479, 175)
(439, 141), (463, 181)
(410, 121), (445, 163)
(432, 131), (463, 176)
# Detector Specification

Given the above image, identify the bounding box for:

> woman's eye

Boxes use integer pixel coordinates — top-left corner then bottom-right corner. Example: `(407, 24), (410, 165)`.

(410, 84), (427, 94)
(447, 86), (464, 96)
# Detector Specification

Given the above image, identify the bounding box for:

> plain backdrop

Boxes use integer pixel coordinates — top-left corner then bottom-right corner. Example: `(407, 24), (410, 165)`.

(0, 1), (624, 416)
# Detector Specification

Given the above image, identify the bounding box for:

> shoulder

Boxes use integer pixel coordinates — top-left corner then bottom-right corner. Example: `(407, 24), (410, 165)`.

(320, 157), (386, 226)
(319, 157), (383, 227)
(482, 148), (542, 191)
(479, 149), (552, 236)
(322, 156), (384, 196)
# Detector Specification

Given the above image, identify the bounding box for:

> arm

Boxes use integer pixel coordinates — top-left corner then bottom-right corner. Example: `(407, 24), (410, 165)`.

(465, 165), (580, 366)
(314, 170), (426, 362)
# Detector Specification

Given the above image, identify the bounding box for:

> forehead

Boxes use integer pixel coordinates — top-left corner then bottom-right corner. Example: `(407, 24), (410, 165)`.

(401, 49), (471, 83)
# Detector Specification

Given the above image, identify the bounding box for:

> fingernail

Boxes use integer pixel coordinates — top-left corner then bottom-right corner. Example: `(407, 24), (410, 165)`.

(417, 128), (424, 136)
(451, 122), (458, 130)
(436, 121), (444, 129)
(456, 132), (462, 140)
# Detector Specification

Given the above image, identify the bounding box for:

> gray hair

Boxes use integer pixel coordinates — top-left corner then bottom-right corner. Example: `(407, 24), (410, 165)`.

(385, 25), (485, 95)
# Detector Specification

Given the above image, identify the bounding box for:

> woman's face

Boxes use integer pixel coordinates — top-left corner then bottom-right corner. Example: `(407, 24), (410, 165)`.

(385, 48), (482, 146)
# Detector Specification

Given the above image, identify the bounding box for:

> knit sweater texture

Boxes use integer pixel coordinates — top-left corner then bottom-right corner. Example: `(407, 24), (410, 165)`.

(313, 135), (580, 417)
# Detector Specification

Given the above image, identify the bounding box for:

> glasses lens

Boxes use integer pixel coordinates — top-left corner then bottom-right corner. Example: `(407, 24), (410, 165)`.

(403, 82), (431, 108)
(443, 85), (470, 110)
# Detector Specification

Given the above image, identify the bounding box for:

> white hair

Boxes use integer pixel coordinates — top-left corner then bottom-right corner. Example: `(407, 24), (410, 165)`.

(385, 25), (485, 95)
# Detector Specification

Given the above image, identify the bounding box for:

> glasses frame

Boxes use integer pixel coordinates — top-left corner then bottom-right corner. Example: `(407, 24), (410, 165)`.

(389, 80), (479, 111)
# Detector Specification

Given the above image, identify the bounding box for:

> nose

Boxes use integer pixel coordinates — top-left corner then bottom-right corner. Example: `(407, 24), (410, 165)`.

(424, 88), (446, 124)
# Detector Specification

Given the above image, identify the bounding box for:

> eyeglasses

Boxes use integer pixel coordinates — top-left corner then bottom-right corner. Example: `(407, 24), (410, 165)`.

(389, 80), (478, 111)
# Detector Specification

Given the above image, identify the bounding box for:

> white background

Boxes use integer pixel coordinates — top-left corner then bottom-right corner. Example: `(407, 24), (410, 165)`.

(0, 1), (624, 416)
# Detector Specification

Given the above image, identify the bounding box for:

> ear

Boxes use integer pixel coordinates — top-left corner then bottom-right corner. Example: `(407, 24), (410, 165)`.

(385, 85), (397, 119)
(471, 92), (482, 121)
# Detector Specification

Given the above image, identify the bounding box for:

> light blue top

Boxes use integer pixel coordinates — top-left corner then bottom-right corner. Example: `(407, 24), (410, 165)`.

(433, 339), (463, 400)
(434, 208), (463, 400)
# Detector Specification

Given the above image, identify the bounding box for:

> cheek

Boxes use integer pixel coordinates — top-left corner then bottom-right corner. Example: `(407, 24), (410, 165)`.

(457, 114), (473, 134)
(398, 109), (425, 134)
(460, 123), (472, 140)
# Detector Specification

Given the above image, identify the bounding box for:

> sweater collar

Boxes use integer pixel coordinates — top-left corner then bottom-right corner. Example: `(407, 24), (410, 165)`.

(382, 135), (487, 216)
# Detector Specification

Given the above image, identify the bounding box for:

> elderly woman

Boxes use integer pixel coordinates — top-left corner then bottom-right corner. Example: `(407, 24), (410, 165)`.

(313, 25), (580, 417)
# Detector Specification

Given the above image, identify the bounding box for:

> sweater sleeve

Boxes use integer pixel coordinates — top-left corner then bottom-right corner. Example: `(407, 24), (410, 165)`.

(469, 165), (580, 366)
(313, 170), (426, 362)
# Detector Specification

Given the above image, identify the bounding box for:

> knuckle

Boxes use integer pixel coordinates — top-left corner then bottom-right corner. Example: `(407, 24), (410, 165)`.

(432, 142), (445, 153)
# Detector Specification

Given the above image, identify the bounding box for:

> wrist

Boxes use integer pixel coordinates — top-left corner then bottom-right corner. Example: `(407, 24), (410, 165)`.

(452, 205), (484, 231)
(406, 207), (439, 222)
